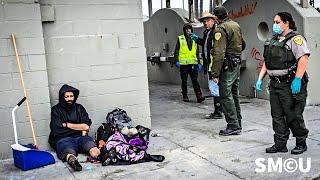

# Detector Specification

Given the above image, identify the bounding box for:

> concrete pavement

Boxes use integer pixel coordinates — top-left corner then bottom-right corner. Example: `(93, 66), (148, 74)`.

(1, 82), (320, 179)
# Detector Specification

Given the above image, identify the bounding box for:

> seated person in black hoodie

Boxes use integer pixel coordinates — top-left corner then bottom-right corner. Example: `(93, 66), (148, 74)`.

(49, 84), (100, 171)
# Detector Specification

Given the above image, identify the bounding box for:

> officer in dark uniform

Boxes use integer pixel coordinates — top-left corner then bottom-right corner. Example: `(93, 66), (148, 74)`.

(209, 6), (245, 136)
(190, 11), (223, 119)
(256, 12), (309, 154)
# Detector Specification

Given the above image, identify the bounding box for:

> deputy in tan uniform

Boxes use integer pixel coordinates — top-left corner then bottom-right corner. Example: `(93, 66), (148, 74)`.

(209, 6), (245, 136)
(256, 12), (310, 154)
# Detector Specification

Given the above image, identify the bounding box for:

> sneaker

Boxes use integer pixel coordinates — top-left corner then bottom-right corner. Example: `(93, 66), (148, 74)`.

(67, 155), (82, 171)
(265, 144), (288, 153)
(291, 145), (307, 155)
(205, 111), (223, 119)
(219, 128), (241, 136)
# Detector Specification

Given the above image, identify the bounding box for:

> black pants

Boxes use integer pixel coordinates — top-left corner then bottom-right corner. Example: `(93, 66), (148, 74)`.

(180, 64), (201, 96)
(56, 136), (96, 161)
(213, 96), (223, 112)
(269, 80), (309, 147)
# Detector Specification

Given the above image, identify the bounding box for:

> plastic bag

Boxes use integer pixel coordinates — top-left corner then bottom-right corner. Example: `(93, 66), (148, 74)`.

(208, 79), (219, 97)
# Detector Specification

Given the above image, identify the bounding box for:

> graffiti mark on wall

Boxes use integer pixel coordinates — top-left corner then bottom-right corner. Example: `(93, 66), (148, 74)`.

(229, 1), (258, 19)
(251, 47), (264, 72)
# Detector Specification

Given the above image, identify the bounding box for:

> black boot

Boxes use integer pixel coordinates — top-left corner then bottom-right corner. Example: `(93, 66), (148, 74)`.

(205, 111), (223, 119)
(291, 142), (307, 155)
(182, 95), (190, 102)
(101, 148), (117, 166)
(145, 154), (165, 162)
(67, 154), (82, 171)
(219, 128), (241, 136)
(266, 144), (288, 153)
(196, 92), (205, 103)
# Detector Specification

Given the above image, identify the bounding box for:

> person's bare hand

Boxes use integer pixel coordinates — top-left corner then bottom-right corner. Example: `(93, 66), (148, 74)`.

(89, 147), (100, 158)
(82, 124), (90, 131)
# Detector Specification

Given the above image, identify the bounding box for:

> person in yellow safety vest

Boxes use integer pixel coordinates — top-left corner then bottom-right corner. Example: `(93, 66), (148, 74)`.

(174, 23), (205, 103)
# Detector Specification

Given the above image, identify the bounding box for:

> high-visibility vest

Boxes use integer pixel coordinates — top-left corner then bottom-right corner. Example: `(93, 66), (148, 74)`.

(178, 35), (197, 65)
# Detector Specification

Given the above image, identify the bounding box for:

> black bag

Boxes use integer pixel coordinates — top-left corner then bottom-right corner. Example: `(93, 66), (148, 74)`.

(106, 108), (133, 129)
(95, 123), (115, 146)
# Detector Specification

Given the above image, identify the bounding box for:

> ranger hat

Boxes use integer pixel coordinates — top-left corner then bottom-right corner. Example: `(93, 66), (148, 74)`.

(198, 11), (217, 22)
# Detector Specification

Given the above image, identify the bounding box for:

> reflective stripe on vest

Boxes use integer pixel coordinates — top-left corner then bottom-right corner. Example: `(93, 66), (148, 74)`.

(178, 35), (197, 65)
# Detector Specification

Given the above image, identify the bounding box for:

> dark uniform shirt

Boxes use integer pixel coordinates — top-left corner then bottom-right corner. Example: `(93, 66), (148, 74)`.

(209, 19), (244, 78)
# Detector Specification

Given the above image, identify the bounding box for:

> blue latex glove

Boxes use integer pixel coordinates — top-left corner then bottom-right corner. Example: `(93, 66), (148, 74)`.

(175, 61), (180, 68)
(197, 63), (202, 72)
(190, 33), (198, 41)
(256, 79), (263, 91)
(291, 77), (302, 94)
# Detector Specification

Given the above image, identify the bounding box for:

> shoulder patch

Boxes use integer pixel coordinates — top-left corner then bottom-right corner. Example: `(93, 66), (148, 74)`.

(293, 36), (303, 46)
(215, 32), (221, 41)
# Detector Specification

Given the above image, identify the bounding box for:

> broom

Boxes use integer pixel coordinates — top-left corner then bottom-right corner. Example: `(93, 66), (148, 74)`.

(11, 34), (38, 147)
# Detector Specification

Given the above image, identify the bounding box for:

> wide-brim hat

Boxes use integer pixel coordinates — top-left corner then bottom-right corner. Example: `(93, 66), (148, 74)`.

(198, 11), (216, 22)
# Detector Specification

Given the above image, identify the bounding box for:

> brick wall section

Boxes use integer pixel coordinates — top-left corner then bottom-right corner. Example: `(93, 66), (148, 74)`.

(0, 1), (51, 159)
(40, 0), (151, 135)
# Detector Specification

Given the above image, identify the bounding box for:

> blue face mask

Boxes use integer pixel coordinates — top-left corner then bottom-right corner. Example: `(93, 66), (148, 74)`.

(273, 23), (282, 35)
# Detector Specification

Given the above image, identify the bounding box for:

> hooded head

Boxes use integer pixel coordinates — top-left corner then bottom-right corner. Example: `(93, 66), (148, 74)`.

(183, 23), (193, 37)
(58, 84), (79, 110)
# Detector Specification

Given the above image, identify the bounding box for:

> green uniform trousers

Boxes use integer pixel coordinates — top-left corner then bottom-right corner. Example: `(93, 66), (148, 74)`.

(269, 79), (309, 147)
(219, 65), (242, 130)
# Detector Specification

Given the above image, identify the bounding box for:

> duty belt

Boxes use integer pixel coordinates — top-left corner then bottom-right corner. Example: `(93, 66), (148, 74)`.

(270, 75), (291, 83)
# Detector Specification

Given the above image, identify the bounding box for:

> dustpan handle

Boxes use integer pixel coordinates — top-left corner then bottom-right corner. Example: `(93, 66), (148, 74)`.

(17, 97), (26, 106)
(12, 97), (26, 145)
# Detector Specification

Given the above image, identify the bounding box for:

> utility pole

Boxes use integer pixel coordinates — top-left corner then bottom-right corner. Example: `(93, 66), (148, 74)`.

(194, 0), (199, 18)
(200, 0), (203, 17)
(166, 0), (171, 8)
(148, 0), (153, 17)
(215, 0), (222, 6)
(182, 0), (185, 10)
(210, 0), (213, 13)
(188, 0), (194, 21)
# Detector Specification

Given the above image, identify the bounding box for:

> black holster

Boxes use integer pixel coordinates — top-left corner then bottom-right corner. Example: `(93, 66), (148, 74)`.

(223, 54), (241, 71)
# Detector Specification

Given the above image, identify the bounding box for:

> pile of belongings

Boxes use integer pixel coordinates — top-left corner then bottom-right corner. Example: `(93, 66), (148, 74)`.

(95, 108), (165, 166)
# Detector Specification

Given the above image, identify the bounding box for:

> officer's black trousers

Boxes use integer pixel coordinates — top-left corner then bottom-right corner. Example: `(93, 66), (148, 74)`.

(269, 80), (309, 147)
(180, 64), (201, 96)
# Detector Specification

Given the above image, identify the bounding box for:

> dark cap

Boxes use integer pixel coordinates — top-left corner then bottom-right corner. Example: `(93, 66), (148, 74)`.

(183, 23), (193, 30)
(213, 6), (228, 20)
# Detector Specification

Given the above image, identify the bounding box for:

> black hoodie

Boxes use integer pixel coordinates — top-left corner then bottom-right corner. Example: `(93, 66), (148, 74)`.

(48, 84), (92, 149)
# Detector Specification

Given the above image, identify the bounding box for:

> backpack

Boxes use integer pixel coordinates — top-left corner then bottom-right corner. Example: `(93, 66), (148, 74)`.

(106, 108), (133, 129)
(95, 123), (116, 147)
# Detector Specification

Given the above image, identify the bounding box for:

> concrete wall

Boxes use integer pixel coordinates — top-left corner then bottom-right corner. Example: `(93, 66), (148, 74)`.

(40, 0), (151, 135)
(0, 0), (51, 159)
(145, 8), (209, 92)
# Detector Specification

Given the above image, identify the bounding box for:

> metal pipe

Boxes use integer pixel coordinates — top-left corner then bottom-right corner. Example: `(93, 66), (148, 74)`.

(200, 0), (203, 17)
(194, 0), (199, 18)
(188, 0), (194, 21)
(148, 0), (153, 17)
(215, 0), (222, 6)
(166, 0), (171, 8)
